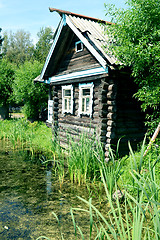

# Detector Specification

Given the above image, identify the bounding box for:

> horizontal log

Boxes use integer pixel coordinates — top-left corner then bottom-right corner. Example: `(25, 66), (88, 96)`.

(105, 143), (111, 151)
(107, 120), (116, 127)
(107, 92), (116, 100)
(106, 131), (116, 139)
(97, 122), (108, 130)
(59, 122), (95, 134)
(58, 116), (98, 126)
(106, 138), (112, 144)
(108, 106), (117, 113)
(108, 84), (115, 91)
(116, 127), (145, 135)
(53, 97), (59, 102)
(57, 63), (100, 76)
(93, 92), (102, 100)
(99, 109), (109, 118)
(107, 113), (117, 120)
(99, 136), (107, 143)
(54, 102), (58, 107)
(99, 130), (107, 137)
(53, 107), (59, 112)
(107, 100), (116, 106)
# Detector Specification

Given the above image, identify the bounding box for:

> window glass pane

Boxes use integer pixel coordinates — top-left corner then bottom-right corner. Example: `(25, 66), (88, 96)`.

(76, 42), (83, 52)
(82, 98), (85, 112)
(86, 98), (90, 111)
(64, 89), (71, 97)
(64, 98), (67, 110)
(82, 88), (90, 96)
(69, 99), (71, 110)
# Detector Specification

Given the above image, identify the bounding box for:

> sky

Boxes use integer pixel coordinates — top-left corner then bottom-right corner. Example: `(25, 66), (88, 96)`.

(0, 0), (126, 44)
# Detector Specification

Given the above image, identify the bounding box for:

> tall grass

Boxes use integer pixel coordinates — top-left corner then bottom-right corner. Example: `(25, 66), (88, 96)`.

(1, 119), (160, 239)
(0, 119), (53, 156)
(41, 140), (160, 240)
(66, 132), (105, 185)
(69, 141), (160, 239)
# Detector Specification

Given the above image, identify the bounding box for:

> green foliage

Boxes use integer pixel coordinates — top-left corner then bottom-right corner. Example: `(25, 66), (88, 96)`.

(0, 119), (53, 155)
(67, 131), (105, 185)
(104, 0), (160, 132)
(0, 28), (3, 59)
(13, 61), (48, 120)
(0, 58), (15, 105)
(64, 142), (160, 240)
(1, 120), (160, 239)
(2, 30), (34, 65)
(34, 27), (54, 64)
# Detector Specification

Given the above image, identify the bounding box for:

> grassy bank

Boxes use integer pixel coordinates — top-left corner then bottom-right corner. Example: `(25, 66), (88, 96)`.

(0, 119), (159, 190)
(0, 119), (53, 157)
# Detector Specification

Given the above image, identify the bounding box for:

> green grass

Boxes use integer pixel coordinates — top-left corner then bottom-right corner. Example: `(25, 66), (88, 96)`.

(53, 141), (160, 240)
(0, 118), (53, 156)
(1, 119), (160, 239)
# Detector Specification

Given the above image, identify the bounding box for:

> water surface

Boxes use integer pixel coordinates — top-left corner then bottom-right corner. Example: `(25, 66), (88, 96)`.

(0, 141), (99, 239)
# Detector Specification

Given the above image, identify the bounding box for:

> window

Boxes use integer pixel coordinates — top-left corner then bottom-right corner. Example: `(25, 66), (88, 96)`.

(48, 100), (53, 123)
(78, 83), (94, 117)
(75, 41), (83, 52)
(62, 85), (73, 114)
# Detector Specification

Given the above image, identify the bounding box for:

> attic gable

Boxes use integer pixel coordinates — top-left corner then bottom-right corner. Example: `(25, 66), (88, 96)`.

(40, 8), (117, 82)
(52, 32), (102, 77)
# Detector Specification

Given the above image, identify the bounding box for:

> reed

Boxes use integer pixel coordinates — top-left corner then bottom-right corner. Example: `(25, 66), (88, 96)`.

(69, 140), (160, 239)
(0, 119), (53, 156)
(66, 131), (106, 185)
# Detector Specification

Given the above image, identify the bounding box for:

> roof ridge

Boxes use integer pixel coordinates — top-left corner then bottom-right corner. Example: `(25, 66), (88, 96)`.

(49, 7), (113, 25)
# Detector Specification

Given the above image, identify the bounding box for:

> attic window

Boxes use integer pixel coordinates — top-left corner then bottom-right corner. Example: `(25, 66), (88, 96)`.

(75, 41), (83, 52)
(62, 85), (73, 114)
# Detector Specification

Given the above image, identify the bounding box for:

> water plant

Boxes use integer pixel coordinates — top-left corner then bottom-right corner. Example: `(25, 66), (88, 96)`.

(69, 141), (160, 239)
(0, 119), (53, 156)
(43, 139), (160, 240)
(66, 130), (106, 185)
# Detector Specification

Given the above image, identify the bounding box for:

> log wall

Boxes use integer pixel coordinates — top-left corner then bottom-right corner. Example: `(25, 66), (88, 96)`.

(51, 70), (146, 160)
(52, 78), (106, 148)
(112, 71), (146, 156)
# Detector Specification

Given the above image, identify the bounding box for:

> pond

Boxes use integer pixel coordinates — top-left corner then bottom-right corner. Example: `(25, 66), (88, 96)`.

(0, 140), (106, 240)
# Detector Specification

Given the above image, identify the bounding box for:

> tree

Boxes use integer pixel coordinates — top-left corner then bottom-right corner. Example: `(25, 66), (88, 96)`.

(2, 30), (34, 65)
(0, 28), (4, 59)
(13, 60), (48, 120)
(0, 59), (15, 118)
(104, 0), (160, 132)
(34, 27), (54, 63)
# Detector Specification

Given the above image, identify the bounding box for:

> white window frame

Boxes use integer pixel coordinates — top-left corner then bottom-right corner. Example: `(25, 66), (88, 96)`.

(75, 41), (83, 53)
(62, 85), (73, 114)
(48, 100), (53, 123)
(78, 82), (94, 118)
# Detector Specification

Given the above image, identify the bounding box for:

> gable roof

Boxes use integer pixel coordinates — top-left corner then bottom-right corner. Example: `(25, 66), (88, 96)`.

(39, 8), (117, 82)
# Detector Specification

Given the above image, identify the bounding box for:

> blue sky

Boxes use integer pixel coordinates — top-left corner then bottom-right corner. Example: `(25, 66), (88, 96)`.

(0, 0), (126, 44)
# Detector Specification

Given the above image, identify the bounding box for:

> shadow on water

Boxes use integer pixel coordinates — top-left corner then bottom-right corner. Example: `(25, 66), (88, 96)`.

(0, 140), (98, 240)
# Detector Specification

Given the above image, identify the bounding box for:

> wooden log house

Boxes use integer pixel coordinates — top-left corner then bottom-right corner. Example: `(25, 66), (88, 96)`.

(35, 8), (146, 159)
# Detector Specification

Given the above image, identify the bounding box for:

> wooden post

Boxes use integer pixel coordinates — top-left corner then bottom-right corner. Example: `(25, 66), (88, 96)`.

(143, 122), (160, 157)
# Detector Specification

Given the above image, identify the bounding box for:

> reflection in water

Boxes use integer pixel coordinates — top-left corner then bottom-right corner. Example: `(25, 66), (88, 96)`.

(46, 170), (52, 195)
(0, 141), (97, 239)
